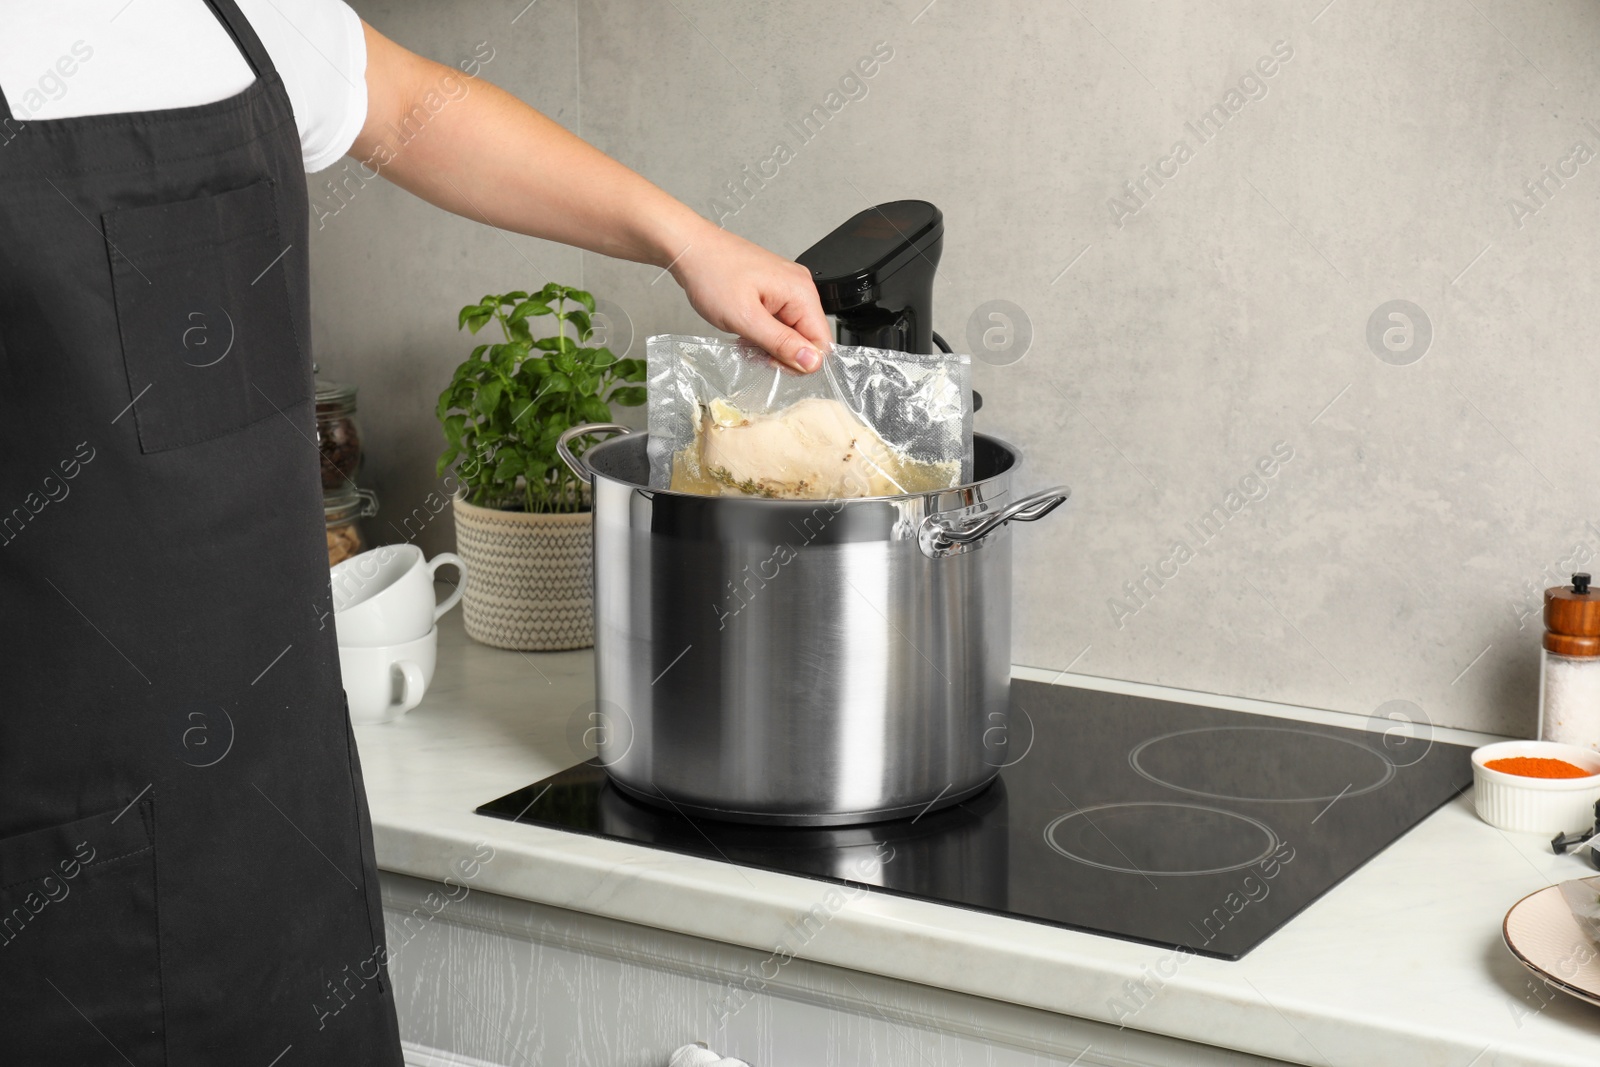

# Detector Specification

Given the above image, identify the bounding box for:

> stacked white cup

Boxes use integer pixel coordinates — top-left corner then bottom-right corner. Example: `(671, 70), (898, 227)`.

(330, 544), (466, 724)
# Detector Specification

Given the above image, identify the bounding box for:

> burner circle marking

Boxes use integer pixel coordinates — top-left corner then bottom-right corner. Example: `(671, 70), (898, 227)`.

(1129, 725), (1395, 803)
(1044, 801), (1280, 877)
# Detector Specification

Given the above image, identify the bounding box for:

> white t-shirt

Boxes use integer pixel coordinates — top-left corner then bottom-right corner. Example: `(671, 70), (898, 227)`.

(0, 0), (367, 172)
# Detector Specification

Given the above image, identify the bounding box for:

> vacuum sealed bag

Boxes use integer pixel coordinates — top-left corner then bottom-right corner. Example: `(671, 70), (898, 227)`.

(1560, 875), (1600, 945)
(646, 335), (973, 499)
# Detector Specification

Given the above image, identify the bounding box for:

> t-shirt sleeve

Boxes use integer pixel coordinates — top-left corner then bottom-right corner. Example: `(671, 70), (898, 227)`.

(238, 0), (368, 173)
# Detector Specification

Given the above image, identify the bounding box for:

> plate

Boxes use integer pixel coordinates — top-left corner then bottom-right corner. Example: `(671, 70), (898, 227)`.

(1502, 884), (1600, 1008)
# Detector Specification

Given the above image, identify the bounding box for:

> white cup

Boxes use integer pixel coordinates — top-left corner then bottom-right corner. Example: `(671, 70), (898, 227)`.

(339, 626), (438, 725)
(331, 544), (465, 647)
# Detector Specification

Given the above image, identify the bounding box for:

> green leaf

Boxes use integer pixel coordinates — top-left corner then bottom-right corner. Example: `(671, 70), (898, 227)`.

(580, 396), (613, 423)
(610, 385), (647, 407)
(566, 310), (593, 341)
(509, 299), (553, 323)
(511, 401), (542, 430)
(476, 380), (503, 415)
(569, 290), (596, 314)
(459, 303), (496, 334)
(494, 452), (522, 481)
(457, 444), (487, 479)
(616, 357), (646, 381)
(541, 372), (572, 395)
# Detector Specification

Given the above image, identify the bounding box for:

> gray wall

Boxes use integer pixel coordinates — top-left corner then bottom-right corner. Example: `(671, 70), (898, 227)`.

(310, 0), (1600, 737)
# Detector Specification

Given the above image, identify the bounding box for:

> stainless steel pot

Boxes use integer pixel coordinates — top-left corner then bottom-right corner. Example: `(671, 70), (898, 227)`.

(558, 424), (1068, 826)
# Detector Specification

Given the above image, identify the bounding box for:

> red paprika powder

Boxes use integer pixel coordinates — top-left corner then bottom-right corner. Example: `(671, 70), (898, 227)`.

(1484, 756), (1594, 779)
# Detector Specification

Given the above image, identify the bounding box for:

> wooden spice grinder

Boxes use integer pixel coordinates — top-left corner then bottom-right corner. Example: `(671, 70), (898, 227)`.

(1546, 572), (1600, 657)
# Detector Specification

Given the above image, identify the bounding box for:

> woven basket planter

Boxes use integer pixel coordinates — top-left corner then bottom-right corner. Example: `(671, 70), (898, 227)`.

(451, 493), (594, 651)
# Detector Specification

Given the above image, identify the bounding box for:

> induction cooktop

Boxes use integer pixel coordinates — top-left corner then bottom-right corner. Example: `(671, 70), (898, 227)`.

(476, 680), (1473, 960)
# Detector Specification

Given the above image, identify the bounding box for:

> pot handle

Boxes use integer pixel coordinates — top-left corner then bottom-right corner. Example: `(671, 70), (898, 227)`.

(919, 484), (1071, 558)
(556, 423), (633, 480)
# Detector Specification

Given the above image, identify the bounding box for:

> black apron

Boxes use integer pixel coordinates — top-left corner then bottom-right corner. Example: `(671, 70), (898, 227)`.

(0, 3), (402, 1062)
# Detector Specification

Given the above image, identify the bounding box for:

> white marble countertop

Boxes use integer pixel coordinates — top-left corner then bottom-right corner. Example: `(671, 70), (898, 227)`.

(355, 610), (1600, 1067)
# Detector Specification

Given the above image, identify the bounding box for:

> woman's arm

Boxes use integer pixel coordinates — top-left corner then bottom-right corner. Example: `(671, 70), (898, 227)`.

(352, 21), (830, 373)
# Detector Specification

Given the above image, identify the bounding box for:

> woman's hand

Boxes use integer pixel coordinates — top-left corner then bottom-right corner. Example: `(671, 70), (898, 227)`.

(667, 223), (833, 373)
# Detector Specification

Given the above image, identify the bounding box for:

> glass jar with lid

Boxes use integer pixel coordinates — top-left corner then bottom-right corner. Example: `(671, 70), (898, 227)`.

(315, 376), (362, 493)
(325, 486), (379, 567)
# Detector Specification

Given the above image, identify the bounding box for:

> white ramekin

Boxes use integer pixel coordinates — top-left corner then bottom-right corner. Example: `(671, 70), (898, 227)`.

(1472, 740), (1600, 834)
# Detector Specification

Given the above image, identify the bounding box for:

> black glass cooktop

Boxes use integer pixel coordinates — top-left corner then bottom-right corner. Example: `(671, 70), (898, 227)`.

(476, 680), (1473, 960)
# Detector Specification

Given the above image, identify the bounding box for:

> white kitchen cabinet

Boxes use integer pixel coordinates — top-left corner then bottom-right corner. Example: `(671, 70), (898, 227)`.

(380, 872), (1295, 1067)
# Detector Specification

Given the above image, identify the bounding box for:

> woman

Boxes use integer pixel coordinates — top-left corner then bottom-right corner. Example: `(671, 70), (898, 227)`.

(0, 1), (829, 1061)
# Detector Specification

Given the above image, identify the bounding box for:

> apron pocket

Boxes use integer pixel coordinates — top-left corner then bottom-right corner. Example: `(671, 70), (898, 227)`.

(0, 795), (166, 1065)
(104, 180), (309, 454)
